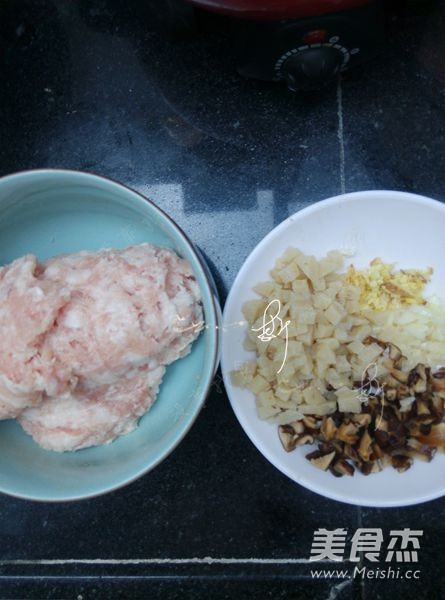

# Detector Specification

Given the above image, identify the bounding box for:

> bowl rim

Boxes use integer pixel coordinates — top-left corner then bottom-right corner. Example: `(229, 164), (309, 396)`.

(221, 189), (445, 508)
(0, 168), (221, 502)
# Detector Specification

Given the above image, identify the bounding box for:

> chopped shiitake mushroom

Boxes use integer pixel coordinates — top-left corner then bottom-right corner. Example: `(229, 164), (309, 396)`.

(320, 416), (337, 441)
(278, 425), (298, 452)
(358, 430), (373, 461)
(336, 421), (359, 445)
(352, 413), (372, 428)
(277, 349), (445, 477)
(306, 449), (336, 471)
(331, 458), (354, 477)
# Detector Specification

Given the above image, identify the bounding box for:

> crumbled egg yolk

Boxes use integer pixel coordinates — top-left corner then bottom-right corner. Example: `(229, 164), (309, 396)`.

(346, 258), (433, 311)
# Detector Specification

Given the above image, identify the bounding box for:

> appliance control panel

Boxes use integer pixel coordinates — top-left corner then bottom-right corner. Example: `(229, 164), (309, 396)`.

(236, 3), (384, 90)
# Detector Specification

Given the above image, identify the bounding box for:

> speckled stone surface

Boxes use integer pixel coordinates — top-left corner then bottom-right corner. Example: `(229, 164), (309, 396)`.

(0, 0), (444, 598)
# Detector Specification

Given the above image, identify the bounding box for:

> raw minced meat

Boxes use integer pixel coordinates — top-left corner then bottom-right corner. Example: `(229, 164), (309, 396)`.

(0, 255), (72, 418)
(41, 244), (202, 385)
(19, 365), (166, 452)
(0, 244), (203, 451)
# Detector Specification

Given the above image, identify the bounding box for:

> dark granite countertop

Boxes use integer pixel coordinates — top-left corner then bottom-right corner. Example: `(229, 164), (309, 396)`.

(1, 0), (445, 598)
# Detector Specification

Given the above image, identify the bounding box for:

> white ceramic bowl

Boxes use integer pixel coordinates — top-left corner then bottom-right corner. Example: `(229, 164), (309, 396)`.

(221, 190), (445, 507)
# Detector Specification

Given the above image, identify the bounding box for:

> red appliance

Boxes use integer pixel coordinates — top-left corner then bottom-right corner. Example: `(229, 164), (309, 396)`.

(185, 0), (383, 90)
(188, 0), (372, 20)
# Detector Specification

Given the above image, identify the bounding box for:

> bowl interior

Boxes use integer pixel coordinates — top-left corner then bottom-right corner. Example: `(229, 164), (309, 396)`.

(0, 170), (218, 501)
(222, 191), (445, 507)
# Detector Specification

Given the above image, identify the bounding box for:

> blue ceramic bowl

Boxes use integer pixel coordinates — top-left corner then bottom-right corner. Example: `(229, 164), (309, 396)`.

(0, 169), (220, 501)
